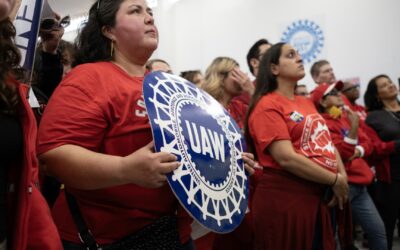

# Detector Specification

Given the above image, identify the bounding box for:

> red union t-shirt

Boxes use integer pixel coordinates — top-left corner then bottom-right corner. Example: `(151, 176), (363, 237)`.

(248, 92), (338, 172)
(37, 62), (190, 244)
(227, 98), (248, 129)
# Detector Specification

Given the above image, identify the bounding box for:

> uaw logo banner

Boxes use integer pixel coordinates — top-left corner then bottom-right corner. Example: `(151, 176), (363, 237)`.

(13, 0), (43, 108)
(13, 0), (44, 70)
(143, 72), (248, 233)
(281, 19), (324, 64)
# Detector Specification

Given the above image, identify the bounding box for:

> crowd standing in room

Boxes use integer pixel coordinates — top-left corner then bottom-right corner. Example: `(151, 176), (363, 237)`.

(1, 0), (399, 249)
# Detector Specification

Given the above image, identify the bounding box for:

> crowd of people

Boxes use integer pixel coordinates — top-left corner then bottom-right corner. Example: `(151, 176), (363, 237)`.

(1, 0), (400, 249)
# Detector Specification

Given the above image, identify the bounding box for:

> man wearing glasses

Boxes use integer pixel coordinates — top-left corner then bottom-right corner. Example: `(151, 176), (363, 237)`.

(341, 81), (367, 121)
(34, 8), (70, 99)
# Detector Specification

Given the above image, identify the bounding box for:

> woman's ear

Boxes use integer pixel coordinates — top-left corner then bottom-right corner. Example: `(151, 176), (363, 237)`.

(271, 64), (279, 76)
(250, 58), (259, 71)
(101, 25), (115, 41)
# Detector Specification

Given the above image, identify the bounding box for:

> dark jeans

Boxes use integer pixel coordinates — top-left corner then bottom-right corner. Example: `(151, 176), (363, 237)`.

(62, 239), (195, 250)
(349, 184), (387, 250)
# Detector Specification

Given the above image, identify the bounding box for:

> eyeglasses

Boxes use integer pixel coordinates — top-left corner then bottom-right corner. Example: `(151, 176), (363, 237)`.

(40, 16), (70, 31)
(324, 89), (340, 97)
(342, 84), (360, 92)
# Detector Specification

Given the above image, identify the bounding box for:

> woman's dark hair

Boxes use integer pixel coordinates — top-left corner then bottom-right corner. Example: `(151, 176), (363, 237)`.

(364, 74), (389, 111)
(0, 18), (21, 115)
(244, 42), (285, 159)
(73, 0), (124, 66)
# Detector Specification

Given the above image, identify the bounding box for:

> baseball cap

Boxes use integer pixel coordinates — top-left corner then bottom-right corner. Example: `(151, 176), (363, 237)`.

(311, 81), (344, 107)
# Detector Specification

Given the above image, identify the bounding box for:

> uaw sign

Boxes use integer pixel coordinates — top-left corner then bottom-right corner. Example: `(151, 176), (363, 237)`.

(13, 0), (43, 70)
(281, 19), (324, 64)
(143, 72), (248, 233)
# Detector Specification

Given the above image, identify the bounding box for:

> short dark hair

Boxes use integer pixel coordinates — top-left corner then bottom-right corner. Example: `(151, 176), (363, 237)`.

(73, 0), (124, 66)
(364, 74), (389, 111)
(310, 60), (329, 79)
(246, 39), (270, 75)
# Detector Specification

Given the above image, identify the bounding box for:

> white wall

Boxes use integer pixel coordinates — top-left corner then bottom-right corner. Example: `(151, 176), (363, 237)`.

(152, 0), (400, 98)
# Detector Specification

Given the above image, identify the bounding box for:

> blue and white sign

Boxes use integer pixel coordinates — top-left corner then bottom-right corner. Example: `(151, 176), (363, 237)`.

(281, 19), (324, 64)
(143, 72), (248, 233)
(13, 0), (43, 71)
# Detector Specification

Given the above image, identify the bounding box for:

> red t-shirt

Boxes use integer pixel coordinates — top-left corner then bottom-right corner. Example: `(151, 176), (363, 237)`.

(231, 80), (256, 106)
(248, 92), (337, 172)
(37, 62), (190, 244)
(227, 99), (248, 129)
(232, 92), (251, 106)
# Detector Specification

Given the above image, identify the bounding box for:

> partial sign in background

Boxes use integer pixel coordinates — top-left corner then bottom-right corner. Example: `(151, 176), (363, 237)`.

(143, 72), (249, 233)
(13, 0), (43, 70)
(13, 0), (44, 107)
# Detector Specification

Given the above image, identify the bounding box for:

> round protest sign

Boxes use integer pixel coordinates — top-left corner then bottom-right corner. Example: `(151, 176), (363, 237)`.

(143, 72), (248, 233)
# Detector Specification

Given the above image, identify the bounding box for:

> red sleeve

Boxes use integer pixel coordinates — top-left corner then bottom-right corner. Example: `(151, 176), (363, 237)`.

(249, 109), (290, 154)
(324, 119), (355, 162)
(357, 128), (374, 157)
(37, 84), (107, 155)
(228, 99), (248, 129)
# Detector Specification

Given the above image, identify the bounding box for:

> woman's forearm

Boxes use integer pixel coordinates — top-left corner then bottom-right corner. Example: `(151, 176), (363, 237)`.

(39, 144), (127, 190)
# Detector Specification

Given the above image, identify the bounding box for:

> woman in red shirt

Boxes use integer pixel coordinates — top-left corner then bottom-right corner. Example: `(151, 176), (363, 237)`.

(245, 42), (349, 250)
(37, 0), (190, 249)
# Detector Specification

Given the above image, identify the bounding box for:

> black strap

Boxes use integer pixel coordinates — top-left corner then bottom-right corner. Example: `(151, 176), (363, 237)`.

(65, 191), (101, 250)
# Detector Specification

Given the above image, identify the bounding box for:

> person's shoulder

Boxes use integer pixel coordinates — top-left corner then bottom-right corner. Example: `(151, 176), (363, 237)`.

(62, 62), (113, 84)
(258, 92), (279, 104)
(367, 110), (384, 118)
(253, 93), (282, 113)
(71, 62), (113, 74)
(365, 110), (385, 124)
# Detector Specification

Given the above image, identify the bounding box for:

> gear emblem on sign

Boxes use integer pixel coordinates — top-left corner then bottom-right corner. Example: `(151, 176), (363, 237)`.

(281, 19), (324, 64)
(143, 72), (248, 233)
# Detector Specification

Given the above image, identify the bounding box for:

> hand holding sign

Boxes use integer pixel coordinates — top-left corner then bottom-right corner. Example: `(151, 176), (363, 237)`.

(242, 152), (261, 176)
(144, 72), (249, 233)
(120, 141), (180, 188)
